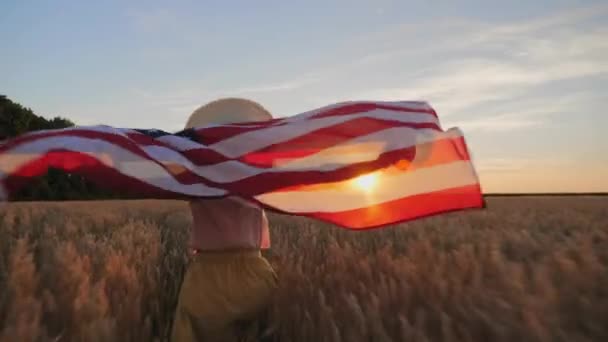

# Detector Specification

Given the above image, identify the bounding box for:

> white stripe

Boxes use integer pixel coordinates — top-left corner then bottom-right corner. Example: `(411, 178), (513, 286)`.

(211, 108), (439, 157)
(56, 125), (132, 137)
(0, 127), (461, 186)
(137, 128), (460, 183)
(197, 121), (280, 128)
(140, 145), (263, 183)
(274, 128), (461, 171)
(279, 102), (357, 121)
(280, 101), (434, 122)
(0, 136), (227, 196)
(156, 135), (207, 151)
(5, 126), (133, 144)
(254, 161), (478, 213)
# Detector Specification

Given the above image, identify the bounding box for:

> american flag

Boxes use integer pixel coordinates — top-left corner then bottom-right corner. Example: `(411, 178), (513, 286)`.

(0, 101), (484, 229)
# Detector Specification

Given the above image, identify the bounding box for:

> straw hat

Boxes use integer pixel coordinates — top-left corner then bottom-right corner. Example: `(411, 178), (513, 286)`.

(181, 98), (272, 203)
(185, 98), (273, 129)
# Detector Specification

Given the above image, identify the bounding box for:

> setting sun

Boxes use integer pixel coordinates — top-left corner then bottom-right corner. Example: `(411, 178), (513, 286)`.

(353, 173), (378, 192)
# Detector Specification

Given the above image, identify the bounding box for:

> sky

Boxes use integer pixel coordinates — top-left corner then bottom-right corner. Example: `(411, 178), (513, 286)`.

(1, 0), (607, 193)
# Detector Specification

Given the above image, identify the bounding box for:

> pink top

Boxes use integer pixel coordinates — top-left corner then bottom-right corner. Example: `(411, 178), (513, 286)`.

(188, 196), (270, 251)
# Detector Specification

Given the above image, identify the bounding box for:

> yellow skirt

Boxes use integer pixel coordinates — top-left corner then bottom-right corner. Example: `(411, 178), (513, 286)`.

(171, 250), (278, 342)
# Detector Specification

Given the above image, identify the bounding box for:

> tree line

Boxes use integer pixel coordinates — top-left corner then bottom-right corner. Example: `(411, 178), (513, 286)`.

(1, 95), (130, 201)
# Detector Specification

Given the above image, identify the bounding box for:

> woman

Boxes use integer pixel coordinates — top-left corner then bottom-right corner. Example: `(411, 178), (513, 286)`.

(171, 98), (278, 342)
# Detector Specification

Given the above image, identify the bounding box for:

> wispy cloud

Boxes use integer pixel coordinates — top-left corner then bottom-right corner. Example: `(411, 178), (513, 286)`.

(470, 3), (608, 41)
(445, 91), (602, 132)
(347, 4), (608, 130)
(127, 3), (608, 135)
(348, 3), (608, 68)
(375, 42), (608, 115)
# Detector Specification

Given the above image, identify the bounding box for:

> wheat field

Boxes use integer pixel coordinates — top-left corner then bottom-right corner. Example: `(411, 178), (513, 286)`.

(0, 197), (607, 341)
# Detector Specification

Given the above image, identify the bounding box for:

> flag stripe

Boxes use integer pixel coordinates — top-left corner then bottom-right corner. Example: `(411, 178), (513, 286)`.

(174, 118), (442, 168)
(252, 140), (477, 212)
(263, 135), (471, 193)
(253, 159), (477, 213)
(0, 100), (483, 228)
(2, 125), (454, 186)
(1, 128), (463, 195)
(241, 118), (441, 167)
(0, 137), (226, 196)
(308, 102), (438, 119)
(287, 101), (436, 121)
(207, 108), (439, 158)
(163, 129), (468, 194)
(0, 132), (415, 195)
(2, 152), (206, 200)
(191, 122), (288, 145)
(187, 101), (435, 133)
(290, 184), (484, 229)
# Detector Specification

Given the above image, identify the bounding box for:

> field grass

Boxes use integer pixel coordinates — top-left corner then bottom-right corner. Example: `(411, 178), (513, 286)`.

(0, 197), (607, 341)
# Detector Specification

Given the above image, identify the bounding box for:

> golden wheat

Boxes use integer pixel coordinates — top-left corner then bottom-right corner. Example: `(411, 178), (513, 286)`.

(0, 197), (607, 341)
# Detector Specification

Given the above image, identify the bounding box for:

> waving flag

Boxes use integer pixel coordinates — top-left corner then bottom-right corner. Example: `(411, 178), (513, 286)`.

(0, 101), (483, 229)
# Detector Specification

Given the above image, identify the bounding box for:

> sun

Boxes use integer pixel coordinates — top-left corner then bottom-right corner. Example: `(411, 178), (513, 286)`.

(352, 173), (378, 192)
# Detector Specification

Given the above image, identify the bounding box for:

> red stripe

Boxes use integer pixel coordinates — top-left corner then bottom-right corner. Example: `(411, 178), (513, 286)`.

(266, 136), (470, 193)
(310, 102), (437, 119)
(0, 129), (67, 153)
(0, 129), (154, 159)
(313, 184), (483, 229)
(180, 148), (232, 165)
(2, 142), (414, 199)
(168, 144), (416, 194)
(214, 117), (286, 126)
(263, 184), (484, 229)
(2, 134), (226, 190)
(1, 129), (215, 162)
(240, 118), (441, 167)
(0, 129), (233, 169)
(3, 151), (482, 228)
(193, 122), (286, 145)
(216, 138), (466, 196)
(1, 131), (468, 197)
(3, 153), (482, 229)
(190, 102), (435, 145)
(126, 132), (232, 164)
(121, 135), (467, 196)
(3, 151), (197, 201)
(125, 132), (183, 148)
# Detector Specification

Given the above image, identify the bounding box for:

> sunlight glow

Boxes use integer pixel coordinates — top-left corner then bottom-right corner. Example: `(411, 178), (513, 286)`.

(352, 173), (378, 192)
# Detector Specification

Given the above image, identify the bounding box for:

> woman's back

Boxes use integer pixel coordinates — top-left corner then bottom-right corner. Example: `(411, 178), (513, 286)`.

(189, 197), (271, 251)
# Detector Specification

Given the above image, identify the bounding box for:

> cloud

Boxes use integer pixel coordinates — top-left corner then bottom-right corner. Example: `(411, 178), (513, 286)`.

(357, 53), (607, 117)
(349, 2), (608, 67)
(470, 3), (608, 41)
(348, 5), (608, 124)
(445, 91), (603, 132)
(127, 3), (608, 134)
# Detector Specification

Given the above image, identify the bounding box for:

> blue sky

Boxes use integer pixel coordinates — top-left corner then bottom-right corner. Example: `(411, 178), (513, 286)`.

(1, 0), (607, 193)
